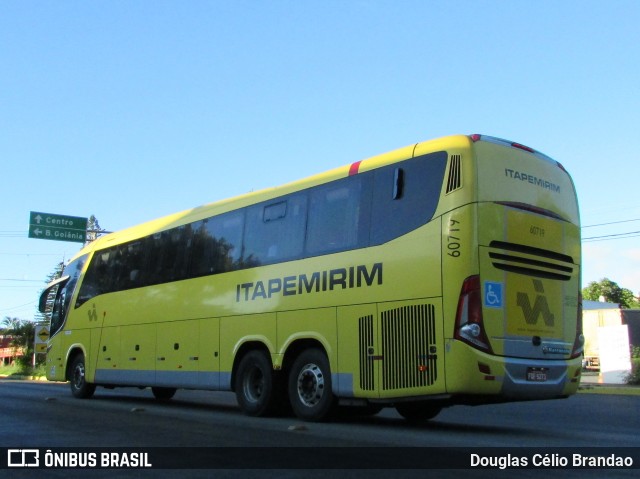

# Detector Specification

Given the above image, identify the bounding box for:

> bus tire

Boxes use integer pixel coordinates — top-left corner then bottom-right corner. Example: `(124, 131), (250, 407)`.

(288, 348), (334, 421)
(235, 350), (278, 417)
(395, 401), (441, 423)
(152, 387), (177, 401)
(339, 404), (383, 417)
(69, 354), (96, 399)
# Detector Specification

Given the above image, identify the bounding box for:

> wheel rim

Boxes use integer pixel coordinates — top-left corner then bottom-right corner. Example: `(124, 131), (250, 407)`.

(296, 362), (324, 407)
(73, 362), (85, 390)
(242, 366), (265, 403)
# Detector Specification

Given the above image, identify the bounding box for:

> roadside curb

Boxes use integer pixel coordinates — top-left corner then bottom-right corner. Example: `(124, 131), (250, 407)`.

(578, 384), (640, 396)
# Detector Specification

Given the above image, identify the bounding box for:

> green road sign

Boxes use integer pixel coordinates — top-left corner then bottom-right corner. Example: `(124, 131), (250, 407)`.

(28, 211), (88, 243)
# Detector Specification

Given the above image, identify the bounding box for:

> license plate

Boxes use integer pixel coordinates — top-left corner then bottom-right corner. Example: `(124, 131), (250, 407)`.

(526, 368), (548, 382)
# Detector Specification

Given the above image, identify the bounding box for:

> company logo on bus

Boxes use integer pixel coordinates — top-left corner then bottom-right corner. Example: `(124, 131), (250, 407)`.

(504, 169), (560, 193)
(235, 263), (383, 302)
(516, 279), (555, 327)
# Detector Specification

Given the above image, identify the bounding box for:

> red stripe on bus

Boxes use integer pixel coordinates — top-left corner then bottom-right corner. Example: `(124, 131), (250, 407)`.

(349, 161), (362, 176)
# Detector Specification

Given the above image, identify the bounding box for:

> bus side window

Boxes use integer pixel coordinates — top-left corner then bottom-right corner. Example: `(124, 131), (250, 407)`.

(112, 240), (147, 290)
(147, 226), (192, 284)
(370, 152), (448, 245)
(191, 210), (244, 276)
(77, 250), (112, 306)
(306, 177), (370, 255)
(243, 194), (307, 266)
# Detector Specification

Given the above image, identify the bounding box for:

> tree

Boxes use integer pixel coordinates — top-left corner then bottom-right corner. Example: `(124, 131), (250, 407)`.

(582, 278), (640, 309)
(1, 317), (21, 335)
(0, 317), (21, 365)
(86, 214), (107, 243)
(1, 317), (39, 369)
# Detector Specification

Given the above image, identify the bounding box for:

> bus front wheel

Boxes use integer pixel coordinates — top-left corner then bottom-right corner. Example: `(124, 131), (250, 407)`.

(69, 354), (96, 399)
(288, 348), (334, 421)
(235, 350), (279, 417)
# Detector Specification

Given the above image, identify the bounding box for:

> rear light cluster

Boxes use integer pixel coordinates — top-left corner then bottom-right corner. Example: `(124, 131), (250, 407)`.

(469, 133), (570, 173)
(510, 142), (535, 153)
(469, 134), (536, 154)
(454, 275), (492, 354)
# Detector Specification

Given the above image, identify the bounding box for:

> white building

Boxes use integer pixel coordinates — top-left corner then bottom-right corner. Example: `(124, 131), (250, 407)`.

(582, 300), (639, 383)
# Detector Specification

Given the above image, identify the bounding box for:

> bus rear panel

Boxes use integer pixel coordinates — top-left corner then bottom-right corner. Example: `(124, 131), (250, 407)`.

(446, 135), (582, 403)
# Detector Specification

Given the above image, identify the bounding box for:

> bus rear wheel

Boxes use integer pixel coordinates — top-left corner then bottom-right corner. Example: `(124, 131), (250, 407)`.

(235, 350), (279, 417)
(152, 387), (177, 400)
(395, 401), (441, 423)
(288, 348), (334, 421)
(69, 354), (96, 399)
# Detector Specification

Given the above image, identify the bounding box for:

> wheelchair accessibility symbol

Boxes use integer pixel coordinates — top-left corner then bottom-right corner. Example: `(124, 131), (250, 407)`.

(484, 281), (504, 308)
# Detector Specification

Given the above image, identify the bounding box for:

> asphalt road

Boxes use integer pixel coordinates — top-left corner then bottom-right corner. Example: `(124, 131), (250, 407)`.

(1, 379), (638, 479)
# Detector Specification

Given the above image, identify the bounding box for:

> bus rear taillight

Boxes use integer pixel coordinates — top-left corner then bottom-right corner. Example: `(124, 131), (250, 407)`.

(510, 142), (535, 154)
(469, 134), (544, 158)
(454, 275), (493, 354)
(556, 161), (569, 174)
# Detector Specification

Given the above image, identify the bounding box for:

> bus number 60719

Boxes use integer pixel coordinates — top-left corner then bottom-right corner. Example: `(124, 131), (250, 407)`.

(447, 219), (461, 257)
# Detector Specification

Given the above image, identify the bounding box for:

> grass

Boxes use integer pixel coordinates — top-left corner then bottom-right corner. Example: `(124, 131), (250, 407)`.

(0, 362), (46, 378)
(626, 358), (640, 386)
(578, 384), (640, 396)
(0, 363), (19, 376)
(578, 359), (640, 395)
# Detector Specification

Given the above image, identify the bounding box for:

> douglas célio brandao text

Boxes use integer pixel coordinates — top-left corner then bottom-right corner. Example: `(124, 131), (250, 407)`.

(470, 452), (634, 469)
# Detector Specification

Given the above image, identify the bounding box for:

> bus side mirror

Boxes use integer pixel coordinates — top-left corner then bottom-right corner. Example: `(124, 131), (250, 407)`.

(38, 275), (70, 314)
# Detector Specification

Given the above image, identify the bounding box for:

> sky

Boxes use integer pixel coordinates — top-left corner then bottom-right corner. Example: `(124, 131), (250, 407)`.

(1, 1), (639, 321)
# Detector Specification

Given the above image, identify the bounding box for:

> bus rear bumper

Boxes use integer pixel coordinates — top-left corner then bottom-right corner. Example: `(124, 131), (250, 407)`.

(445, 340), (581, 401)
(501, 356), (582, 399)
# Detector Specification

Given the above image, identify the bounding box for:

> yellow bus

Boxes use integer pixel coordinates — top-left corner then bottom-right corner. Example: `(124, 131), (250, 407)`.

(40, 134), (583, 422)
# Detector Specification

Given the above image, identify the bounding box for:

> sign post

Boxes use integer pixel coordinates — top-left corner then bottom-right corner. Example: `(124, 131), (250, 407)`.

(28, 211), (88, 244)
(33, 323), (50, 368)
(34, 324), (50, 354)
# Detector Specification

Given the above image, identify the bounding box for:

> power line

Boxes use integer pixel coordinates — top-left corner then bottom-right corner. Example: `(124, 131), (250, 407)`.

(583, 230), (640, 242)
(0, 252), (63, 256)
(580, 212), (640, 242)
(0, 232), (26, 238)
(1, 300), (36, 313)
(582, 218), (640, 228)
(0, 279), (43, 283)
